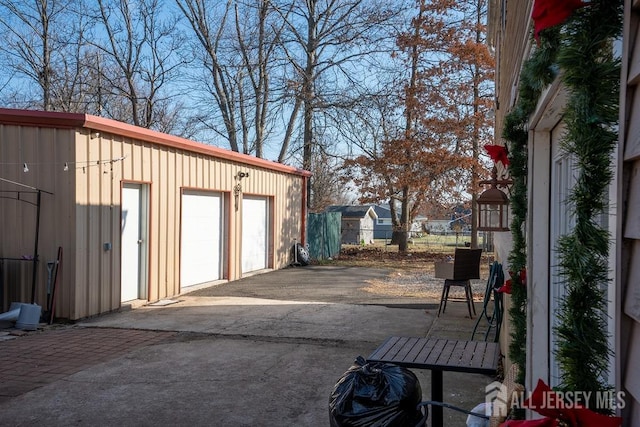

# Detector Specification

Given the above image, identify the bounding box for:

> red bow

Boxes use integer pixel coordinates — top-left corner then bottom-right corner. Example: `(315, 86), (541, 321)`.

(497, 280), (512, 294)
(501, 380), (623, 427)
(497, 268), (525, 294)
(484, 144), (510, 166)
(532, 0), (587, 40)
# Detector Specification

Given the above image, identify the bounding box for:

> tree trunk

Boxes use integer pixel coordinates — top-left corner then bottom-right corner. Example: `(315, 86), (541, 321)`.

(470, 0), (482, 250)
(398, 186), (410, 252)
(302, 1), (317, 206)
(390, 187), (410, 251)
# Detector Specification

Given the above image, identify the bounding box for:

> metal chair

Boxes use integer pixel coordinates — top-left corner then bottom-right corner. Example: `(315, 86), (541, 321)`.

(436, 248), (482, 318)
(471, 261), (504, 342)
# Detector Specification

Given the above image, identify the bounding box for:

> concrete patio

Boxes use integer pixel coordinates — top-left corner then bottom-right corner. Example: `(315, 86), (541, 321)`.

(0, 265), (498, 426)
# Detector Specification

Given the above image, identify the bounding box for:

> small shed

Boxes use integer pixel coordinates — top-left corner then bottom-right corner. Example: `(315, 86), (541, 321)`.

(326, 205), (377, 245)
(0, 108), (311, 320)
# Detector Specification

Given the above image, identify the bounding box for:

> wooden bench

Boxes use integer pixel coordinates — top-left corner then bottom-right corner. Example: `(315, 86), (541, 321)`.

(367, 336), (500, 427)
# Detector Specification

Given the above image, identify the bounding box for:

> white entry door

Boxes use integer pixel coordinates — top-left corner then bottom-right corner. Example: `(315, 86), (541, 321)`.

(121, 184), (148, 302)
(242, 196), (268, 274)
(549, 137), (577, 387)
(180, 191), (222, 287)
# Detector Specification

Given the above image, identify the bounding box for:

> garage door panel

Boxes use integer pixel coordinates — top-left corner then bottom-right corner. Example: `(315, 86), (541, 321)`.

(242, 197), (268, 273)
(181, 192), (222, 287)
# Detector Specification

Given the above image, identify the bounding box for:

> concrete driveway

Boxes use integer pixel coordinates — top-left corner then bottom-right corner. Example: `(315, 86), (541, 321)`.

(0, 265), (494, 426)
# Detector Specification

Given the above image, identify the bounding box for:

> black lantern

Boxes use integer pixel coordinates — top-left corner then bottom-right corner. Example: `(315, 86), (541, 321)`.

(477, 166), (512, 231)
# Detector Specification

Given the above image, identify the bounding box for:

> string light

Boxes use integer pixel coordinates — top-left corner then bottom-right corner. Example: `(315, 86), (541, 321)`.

(1, 156), (127, 172)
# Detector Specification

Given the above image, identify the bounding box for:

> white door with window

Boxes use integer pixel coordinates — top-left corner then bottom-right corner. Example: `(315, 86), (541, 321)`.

(549, 136), (578, 387)
(121, 184), (148, 302)
(241, 196), (269, 274)
(180, 191), (222, 287)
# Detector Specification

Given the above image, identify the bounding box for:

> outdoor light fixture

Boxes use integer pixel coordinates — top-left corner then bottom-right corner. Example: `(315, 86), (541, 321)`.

(234, 172), (249, 211)
(477, 165), (512, 232)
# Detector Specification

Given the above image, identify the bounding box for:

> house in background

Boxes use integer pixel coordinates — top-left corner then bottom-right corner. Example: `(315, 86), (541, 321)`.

(372, 205), (393, 239)
(325, 205), (377, 244)
(0, 108), (310, 320)
(489, 0), (638, 423)
(371, 204), (428, 239)
(424, 219), (452, 235)
(411, 215), (428, 236)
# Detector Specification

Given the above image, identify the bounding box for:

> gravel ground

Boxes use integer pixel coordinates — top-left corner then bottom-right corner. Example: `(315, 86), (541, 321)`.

(362, 270), (487, 301)
(325, 247), (493, 302)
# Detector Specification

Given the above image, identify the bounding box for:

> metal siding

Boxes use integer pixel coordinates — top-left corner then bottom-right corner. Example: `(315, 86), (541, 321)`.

(166, 150), (178, 299)
(150, 147), (162, 301)
(0, 118), (305, 320)
(0, 125), (76, 318)
(100, 136), (114, 313)
(111, 141), (304, 308)
(75, 132), (121, 318)
(112, 142), (125, 306)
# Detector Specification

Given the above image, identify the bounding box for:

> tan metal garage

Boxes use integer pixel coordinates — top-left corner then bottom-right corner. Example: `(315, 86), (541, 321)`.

(0, 108), (310, 320)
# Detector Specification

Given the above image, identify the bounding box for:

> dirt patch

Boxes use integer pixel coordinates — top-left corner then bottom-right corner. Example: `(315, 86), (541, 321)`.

(325, 246), (454, 272)
(324, 247), (492, 302)
(362, 271), (487, 302)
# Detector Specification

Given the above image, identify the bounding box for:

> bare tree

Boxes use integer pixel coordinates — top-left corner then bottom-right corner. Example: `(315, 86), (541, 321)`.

(309, 146), (353, 212)
(176, 0), (237, 150)
(87, 0), (185, 130)
(48, 10), (98, 113)
(0, 0), (76, 110)
(176, 0), (291, 157)
(271, 0), (407, 204)
(232, 0), (289, 158)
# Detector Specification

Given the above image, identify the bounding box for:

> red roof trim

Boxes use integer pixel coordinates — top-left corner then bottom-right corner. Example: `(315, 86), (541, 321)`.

(0, 108), (311, 177)
(0, 108), (85, 128)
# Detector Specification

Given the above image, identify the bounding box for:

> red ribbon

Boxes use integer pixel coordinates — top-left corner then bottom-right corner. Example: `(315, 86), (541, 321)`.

(484, 144), (510, 166)
(497, 268), (525, 294)
(501, 380), (623, 427)
(532, 0), (587, 40)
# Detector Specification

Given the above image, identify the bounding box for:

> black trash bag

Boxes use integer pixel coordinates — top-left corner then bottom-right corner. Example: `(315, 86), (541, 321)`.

(329, 356), (423, 427)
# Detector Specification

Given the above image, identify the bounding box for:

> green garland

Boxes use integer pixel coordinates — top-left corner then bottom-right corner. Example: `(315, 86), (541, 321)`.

(502, 30), (560, 387)
(554, 0), (623, 410)
(502, 0), (623, 414)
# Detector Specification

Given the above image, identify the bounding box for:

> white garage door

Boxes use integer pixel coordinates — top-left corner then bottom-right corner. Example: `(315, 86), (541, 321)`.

(242, 196), (268, 274)
(181, 191), (222, 287)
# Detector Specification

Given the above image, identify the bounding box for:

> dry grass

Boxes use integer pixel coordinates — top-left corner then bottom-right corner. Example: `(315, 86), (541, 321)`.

(324, 244), (493, 271)
(321, 245), (495, 301)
